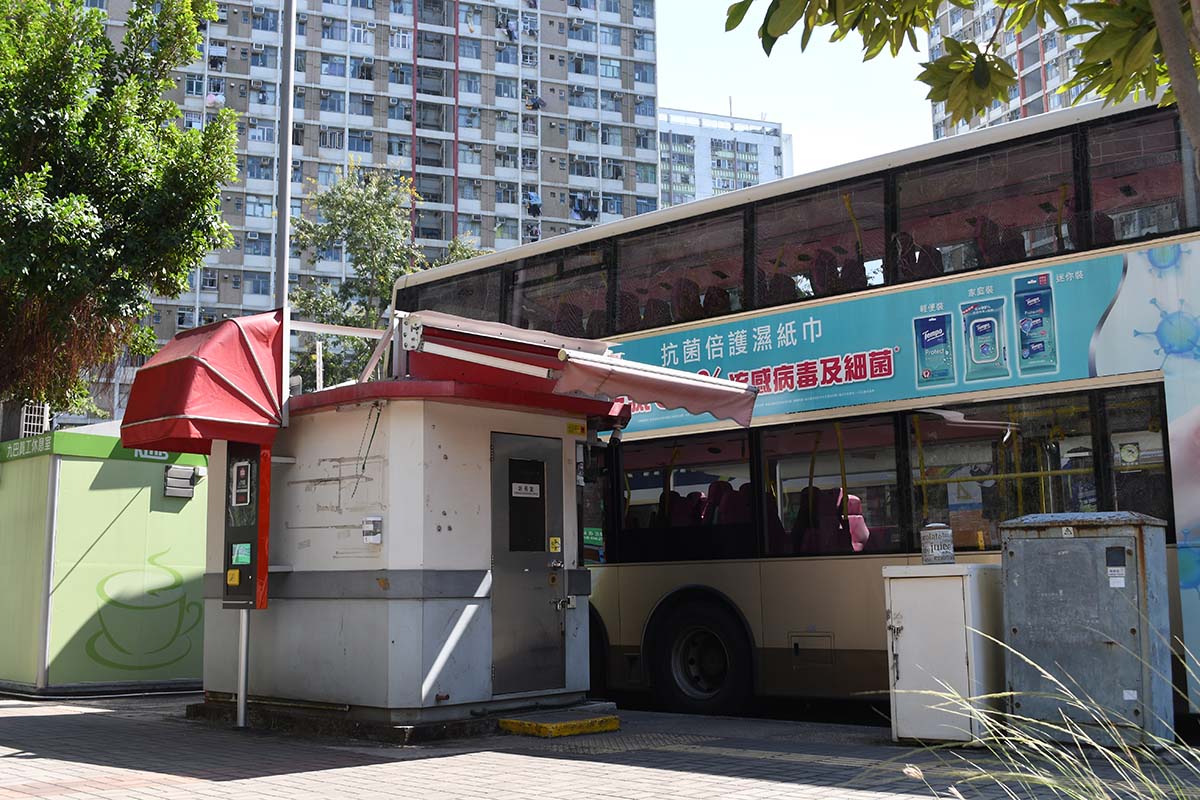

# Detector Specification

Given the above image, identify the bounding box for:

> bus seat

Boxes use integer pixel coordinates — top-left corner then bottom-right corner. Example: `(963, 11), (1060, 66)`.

(617, 291), (641, 332)
(642, 298), (673, 329)
(840, 258), (867, 290)
(845, 494), (870, 552)
(703, 480), (733, 524)
(674, 278), (704, 322)
(795, 487), (852, 555)
(703, 285), (731, 315)
(670, 491), (703, 527)
(552, 303), (585, 338)
(716, 483), (753, 526)
(766, 271), (798, 305)
(809, 250), (838, 296)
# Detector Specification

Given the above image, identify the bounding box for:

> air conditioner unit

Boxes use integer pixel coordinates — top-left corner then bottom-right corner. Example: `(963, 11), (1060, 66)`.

(363, 95), (374, 103)
(259, 156), (271, 165)
(362, 130), (374, 138)
(296, 86), (306, 95)
(252, 42), (266, 51)
(636, 94), (646, 102)
(248, 117), (259, 126)
(496, 41), (506, 49)
(298, 13), (307, 22)
(291, 158), (301, 167)
(570, 19), (583, 29)
(612, 91), (623, 99)
(496, 110), (508, 119)
(391, 25), (400, 33)
(252, 5), (264, 14)
(589, 190), (600, 199)
(590, 121), (600, 129)
(320, 89), (331, 97)
(366, 20), (376, 28)
(496, 145), (509, 153)
(320, 123), (330, 131)
(251, 78), (264, 88)
(322, 17), (333, 26)
(363, 56), (374, 65)
(388, 97), (399, 105)
(246, 231), (260, 240)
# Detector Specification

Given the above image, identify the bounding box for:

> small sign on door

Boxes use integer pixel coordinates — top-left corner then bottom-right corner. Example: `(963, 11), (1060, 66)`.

(512, 482), (540, 498)
(232, 460), (252, 507)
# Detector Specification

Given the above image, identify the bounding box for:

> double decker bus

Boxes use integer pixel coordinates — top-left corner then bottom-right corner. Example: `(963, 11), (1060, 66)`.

(396, 100), (1200, 714)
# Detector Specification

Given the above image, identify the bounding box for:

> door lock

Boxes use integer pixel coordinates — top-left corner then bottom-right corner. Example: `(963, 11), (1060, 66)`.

(547, 559), (564, 569)
(550, 597), (571, 611)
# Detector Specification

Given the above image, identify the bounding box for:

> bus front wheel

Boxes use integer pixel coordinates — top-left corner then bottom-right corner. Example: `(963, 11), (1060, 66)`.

(650, 599), (751, 714)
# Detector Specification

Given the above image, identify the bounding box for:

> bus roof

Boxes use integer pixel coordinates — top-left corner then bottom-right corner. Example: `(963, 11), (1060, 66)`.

(395, 98), (1152, 294)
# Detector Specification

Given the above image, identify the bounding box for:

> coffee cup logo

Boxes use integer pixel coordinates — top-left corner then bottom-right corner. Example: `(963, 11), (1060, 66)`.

(86, 551), (202, 671)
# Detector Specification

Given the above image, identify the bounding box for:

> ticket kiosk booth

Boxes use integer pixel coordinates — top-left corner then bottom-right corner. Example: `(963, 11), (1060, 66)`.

(121, 309), (755, 725)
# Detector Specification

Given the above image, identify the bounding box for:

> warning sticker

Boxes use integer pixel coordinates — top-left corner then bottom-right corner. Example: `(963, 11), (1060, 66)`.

(549, 536), (562, 553)
(226, 569), (240, 587)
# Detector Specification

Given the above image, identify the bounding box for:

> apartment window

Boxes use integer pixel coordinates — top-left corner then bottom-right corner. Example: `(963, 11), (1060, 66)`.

(231, 273), (242, 290)
(571, 121), (598, 143)
(598, 58), (621, 79)
(252, 9), (278, 30)
(348, 129), (372, 152)
(246, 195), (272, 217)
(570, 54), (597, 76)
(246, 157), (274, 180)
(599, 25), (621, 46)
(244, 232), (272, 256)
(183, 110), (202, 129)
(632, 0), (652, 16)
(635, 196), (656, 214)
(201, 268), (218, 290)
(390, 0), (411, 11)
(291, 160), (303, 182)
(248, 121), (275, 142)
(318, 241), (344, 261)
(255, 84), (277, 105)
(85, 0), (107, 9)
(459, 71), (481, 94)
(389, 62), (413, 84)
(633, 62), (655, 83)
(636, 162), (655, 183)
(320, 91), (345, 112)
(496, 181), (518, 204)
(321, 54), (346, 76)
(495, 147), (517, 169)
(496, 42), (517, 64)
(350, 57), (374, 80)
(296, 15), (307, 35)
(387, 97), (412, 120)
(391, 27), (412, 48)
(349, 92), (374, 115)
(496, 217), (518, 240)
(319, 127), (345, 149)
(458, 3), (481, 26)
(457, 216), (482, 238)
(295, 50), (306, 71)
(494, 77), (518, 99)
(387, 133), (409, 156)
(457, 105), (480, 128)
(635, 95), (655, 116)
(601, 194), (623, 215)
(208, 76), (225, 95)
(634, 30), (654, 51)
(458, 142), (481, 165)
(601, 159), (624, 180)
(184, 73), (203, 96)
(323, 18), (347, 40)
(568, 87), (597, 109)
(459, 179), (480, 200)
(636, 128), (654, 149)
(246, 272), (270, 295)
(317, 163), (341, 185)
(571, 0), (597, 8)
(568, 21), (596, 42)
(570, 155), (599, 178)
(352, 0), (374, 8)
(177, 308), (195, 328)
(601, 0), (620, 12)
(350, 22), (374, 45)
(496, 112), (518, 134)
(600, 91), (621, 113)
(459, 37), (481, 59)
(600, 126), (622, 146)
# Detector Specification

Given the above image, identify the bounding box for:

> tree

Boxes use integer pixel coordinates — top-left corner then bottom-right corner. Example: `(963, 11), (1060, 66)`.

(0, 0), (238, 411)
(725, 0), (1200, 165)
(289, 165), (489, 389)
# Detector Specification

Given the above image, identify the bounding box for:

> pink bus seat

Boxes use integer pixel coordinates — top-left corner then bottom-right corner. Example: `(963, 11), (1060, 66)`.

(703, 480), (733, 524)
(845, 494), (870, 552)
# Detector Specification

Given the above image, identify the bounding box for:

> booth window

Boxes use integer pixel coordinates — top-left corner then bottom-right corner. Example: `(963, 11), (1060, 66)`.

(1105, 384), (1172, 528)
(908, 392), (1095, 551)
(754, 179), (887, 308)
(416, 269), (501, 321)
(615, 211), (744, 333)
(618, 431), (753, 562)
(761, 415), (901, 556)
(509, 244), (608, 338)
(1087, 110), (1196, 245)
(895, 134), (1077, 278)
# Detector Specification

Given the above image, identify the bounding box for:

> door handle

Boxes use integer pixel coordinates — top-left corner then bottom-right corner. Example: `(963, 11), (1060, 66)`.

(547, 559), (564, 569)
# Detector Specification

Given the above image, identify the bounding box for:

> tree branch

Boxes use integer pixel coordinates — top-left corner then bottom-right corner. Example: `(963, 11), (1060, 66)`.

(1148, 0), (1200, 174)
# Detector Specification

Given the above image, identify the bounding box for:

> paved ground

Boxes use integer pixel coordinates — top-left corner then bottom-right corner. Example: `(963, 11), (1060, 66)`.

(0, 693), (1172, 799)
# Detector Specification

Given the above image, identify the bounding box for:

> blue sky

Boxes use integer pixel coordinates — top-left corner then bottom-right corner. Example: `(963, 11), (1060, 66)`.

(656, 2), (934, 177)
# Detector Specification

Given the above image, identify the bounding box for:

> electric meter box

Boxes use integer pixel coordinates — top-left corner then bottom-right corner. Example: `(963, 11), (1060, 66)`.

(1000, 512), (1172, 746)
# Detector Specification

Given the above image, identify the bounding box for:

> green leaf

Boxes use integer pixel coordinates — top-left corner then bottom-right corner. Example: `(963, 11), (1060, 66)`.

(1125, 28), (1158, 72)
(766, 0), (806, 36)
(725, 0), (755, 31)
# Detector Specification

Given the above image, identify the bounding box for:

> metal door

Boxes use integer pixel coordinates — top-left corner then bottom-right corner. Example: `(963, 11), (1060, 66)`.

(491, 433), (566, 694)
(888, 576), (971, 740)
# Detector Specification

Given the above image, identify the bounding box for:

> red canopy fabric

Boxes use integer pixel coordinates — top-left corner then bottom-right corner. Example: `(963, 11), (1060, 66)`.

(121, 310), (284, 454)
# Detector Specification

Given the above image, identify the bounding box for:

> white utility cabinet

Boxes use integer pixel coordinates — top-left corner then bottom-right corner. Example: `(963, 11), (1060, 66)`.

(883, 564), (1004, 743)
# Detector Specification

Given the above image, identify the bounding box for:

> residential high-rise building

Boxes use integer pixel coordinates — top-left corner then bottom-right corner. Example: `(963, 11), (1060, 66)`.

(64, 0), (660, 424)
(657, 108), (792, 207)
(928, 2), (1092, 139)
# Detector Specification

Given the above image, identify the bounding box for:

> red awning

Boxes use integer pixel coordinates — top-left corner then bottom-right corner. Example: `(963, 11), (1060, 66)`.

(402, 311), (758, 427)
(121, 310), (284, 454)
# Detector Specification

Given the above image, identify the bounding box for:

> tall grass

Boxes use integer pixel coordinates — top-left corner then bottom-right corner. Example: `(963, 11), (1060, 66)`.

(896, 636), (1200, 799)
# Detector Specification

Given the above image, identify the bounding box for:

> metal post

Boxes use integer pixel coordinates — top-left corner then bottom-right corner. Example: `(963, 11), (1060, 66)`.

(236, 607), (250, 728)
(274, 0), (296, 311)
(315, 339), (324, 391)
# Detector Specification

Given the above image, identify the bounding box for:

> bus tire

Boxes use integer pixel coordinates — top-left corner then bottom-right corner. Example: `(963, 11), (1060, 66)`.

(649, 599), (751, 714)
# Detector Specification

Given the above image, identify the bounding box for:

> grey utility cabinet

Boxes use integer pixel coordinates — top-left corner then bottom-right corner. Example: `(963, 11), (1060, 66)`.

(1000, 513), (1172, 746)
